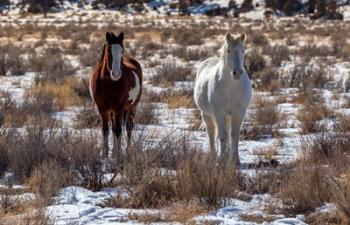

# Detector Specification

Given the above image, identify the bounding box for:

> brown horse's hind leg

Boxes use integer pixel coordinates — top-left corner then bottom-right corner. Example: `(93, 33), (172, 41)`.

(111, 111), (123, 161)
(98, 108), (109, 158)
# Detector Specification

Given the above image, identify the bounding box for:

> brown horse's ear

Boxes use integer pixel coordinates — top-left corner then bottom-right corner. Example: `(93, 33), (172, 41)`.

(106, 32), (113, 44)
(117, 32), (124, 42)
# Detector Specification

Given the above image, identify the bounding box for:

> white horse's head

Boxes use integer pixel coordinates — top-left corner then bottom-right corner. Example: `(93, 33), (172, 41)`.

(222, 32), (246, 80)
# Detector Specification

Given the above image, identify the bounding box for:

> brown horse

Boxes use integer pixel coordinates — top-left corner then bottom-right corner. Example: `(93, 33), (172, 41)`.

(90, 31), (142, 159)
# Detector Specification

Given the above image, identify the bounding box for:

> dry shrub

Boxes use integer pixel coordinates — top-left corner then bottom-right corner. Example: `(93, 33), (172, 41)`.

(79, 41), (102, 67)
(331, 172), (350, 224)
(6, 122), (104, 190)
(135, 102), (158, 125)
(3, 92), (56, 128)
(172, 29), (203, 46)
(74, 106), (100, 129)
(161, 90), (195, 109)
(249, 33), (269, 46)
(246, 171), (284, 195)
(29, 46), (76, 83)
(151, 61), (192, 85)
(0, 130), (10, 177)
(128, 212), (164, 223)
(253, 68), (280, 92)
(240, 214), (276, 223)
(66, 132), (105, 190)
(263, 44), (290, 67)
(280, 162), (332, 215)
(7, 124), (66, 181)
(298, 44), (334, 58)
(29, 77), (83, 110)
(73, 77), (91, 103)
(0, 200), (52, 225)
(297, 93), (331, 134)
(28, 161), (73, 201)
(336, 114), (350, 133)
(281, 120), (350, 216)
(141, 41), (163, 58)
(105, 134), (243, 210)
(286, 62), (330, 91)
(0, 211), (52, 225)
(0, 44), (28, 76)
(164, 201), (208, 223)
(185, 47), (212, 61)
(242, 97), (282, 140)
(245, 50), (267, 76)
(306, 207), (346, 225)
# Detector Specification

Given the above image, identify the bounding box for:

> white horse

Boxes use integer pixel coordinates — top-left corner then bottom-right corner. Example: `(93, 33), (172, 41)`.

(194, 32), (252, 166)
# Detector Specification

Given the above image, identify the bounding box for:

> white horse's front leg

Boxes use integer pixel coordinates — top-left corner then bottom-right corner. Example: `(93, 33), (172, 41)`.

(202, 113), (216, 153)
(231, 117), (242, 167)
(215, 114), (229, 162)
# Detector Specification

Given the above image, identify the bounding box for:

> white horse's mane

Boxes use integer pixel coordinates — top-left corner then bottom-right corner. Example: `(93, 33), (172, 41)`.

(219, 42), (227, 60)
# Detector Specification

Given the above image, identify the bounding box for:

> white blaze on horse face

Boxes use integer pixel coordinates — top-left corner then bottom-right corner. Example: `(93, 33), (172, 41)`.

(129, 71), (140, 104)
(110, 44), (123, 81)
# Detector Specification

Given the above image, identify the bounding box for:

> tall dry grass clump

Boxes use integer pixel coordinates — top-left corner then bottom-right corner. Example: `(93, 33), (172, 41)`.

(242, 96), (283, 140)
(280, 114), (350, 217)
(296, 91), (331, 134)
(105, 133), (243, 216)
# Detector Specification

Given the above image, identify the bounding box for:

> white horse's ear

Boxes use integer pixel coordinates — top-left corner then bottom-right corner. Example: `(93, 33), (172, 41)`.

(225, 31), (232, 42)
(237, 32), (246, 43)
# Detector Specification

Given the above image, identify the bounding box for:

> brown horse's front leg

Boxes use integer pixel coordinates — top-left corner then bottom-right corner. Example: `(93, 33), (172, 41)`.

(126, 109), (135, 147)
(111, 111), (123, 162)
(98, 108), (109, 158)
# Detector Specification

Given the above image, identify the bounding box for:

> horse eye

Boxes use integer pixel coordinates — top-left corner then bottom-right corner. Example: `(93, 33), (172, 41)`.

(227, 50), (231, 53)
(242, 50), (245, 53)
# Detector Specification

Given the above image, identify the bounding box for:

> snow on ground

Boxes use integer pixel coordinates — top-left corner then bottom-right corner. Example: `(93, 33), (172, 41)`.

(47, 186), (177, 225)
(197, 195), (306, 225)
(45, 186), (307, 225)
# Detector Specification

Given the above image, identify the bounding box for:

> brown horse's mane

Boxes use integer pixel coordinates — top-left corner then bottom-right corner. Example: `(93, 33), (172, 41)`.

(100, 44), (107, 63)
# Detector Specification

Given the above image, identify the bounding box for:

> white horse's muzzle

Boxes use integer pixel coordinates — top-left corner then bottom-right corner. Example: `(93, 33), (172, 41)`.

(232, 69), (243, 80)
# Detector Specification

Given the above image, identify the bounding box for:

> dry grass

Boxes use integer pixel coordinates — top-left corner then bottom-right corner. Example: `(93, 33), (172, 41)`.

(28, 46), (77, 83)
(0, 44), (28, 76)
(128, 211), (164, 223)
(164, 201), (208, 223)
(239, 214), (276, 223)
(28, 161), (73, 201)
(161, 90), (195, 109)
(28, 76), (83, 110)
(280, 162), (332, 215)
(263, 44), (290, 67)
(4, 121), (105, 190)
(151, 60), (193, 85)
(242, 97), (283, 140)
(253, 68), (280, 92)
(279, 117), (350, 216)
(297, 93), (331, 134)
(104, 134), (243, 210)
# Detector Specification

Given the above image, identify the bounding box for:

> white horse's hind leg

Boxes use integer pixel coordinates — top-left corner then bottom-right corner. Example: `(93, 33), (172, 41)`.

(202, 113), (216, 153)
(231, 115), (244, 166)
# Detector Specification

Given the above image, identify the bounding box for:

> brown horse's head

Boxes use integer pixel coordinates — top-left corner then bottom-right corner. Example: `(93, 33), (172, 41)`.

(105, 31), (124, 81)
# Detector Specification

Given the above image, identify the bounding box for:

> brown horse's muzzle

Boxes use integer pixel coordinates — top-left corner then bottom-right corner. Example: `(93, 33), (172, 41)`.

(111, 71), (122, 81)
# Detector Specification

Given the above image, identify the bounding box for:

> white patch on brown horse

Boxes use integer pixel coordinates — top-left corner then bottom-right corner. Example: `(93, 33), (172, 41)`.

(129, 71), (140, 104)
